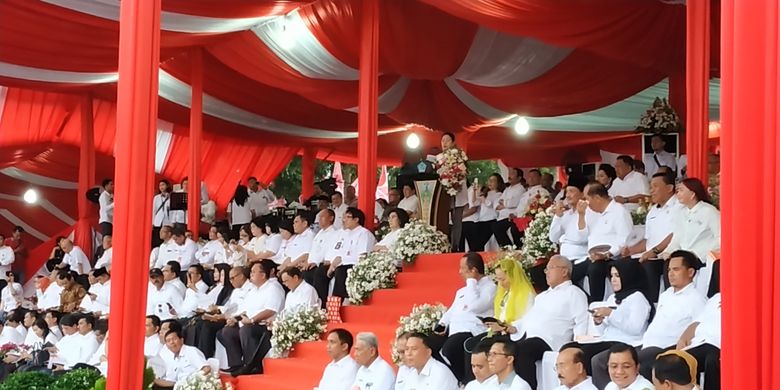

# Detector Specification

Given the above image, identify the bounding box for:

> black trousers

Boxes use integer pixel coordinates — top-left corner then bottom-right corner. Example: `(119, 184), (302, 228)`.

(195, 319), (227, 358)
(587, 259), (612, 302)
(642, 258), (670, 303)
(572, 260), (589, 289)
(216, 323), (269, 370)
(513, 337), (551, 390)
(492, 218), (522, 248)
(314, 264), (352, 301)
(686, 343), (720, 390)
(431, 332), (472, 384)
(99, 222), (113, 237)
(707, 261), (720, 298)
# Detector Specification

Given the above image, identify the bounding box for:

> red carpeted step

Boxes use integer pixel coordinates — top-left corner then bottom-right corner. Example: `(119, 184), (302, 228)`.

(233, 253), (477, 390)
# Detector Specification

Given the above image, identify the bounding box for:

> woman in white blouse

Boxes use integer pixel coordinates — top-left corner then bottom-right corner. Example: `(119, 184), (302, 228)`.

(215, 226), (248, 267)
(374, 208), (410, 253)
(254, 217), (283, 260)
(1, 272), (23, 317)
(475, 174), (503, 251)
(575, 260), (652, 376)
(227, 185), (252, 240)
(662, 177), (721, 296)
(244, 217), (267, 263)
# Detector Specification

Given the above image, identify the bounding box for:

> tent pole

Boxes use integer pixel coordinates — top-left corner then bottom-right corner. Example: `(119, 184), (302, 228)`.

(686, 0), (711, 184)
(75, 94), (95, 258)
(107, 0), (160, 388)
(357, 0), (379, 229)
(188, 48), (203, 238)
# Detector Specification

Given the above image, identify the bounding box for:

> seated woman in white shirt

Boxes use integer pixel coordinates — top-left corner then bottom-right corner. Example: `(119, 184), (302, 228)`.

(270, 219), (294, 265)
(244, 217), (267, 263)
(215, 225), (249, 267)
(254, 217), (283, 261)
(662, 177), (721, 297)
(575, 260), (652, 377)
(596, 164), (617, 192)
(374, 208), (409, 254)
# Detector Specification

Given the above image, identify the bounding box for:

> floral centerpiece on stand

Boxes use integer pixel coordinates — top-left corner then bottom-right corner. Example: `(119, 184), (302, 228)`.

(392, 303), (447, 364)
(373, 222), (392, 242)
(346, 251), (398, 305)
(636, 97), (682, 134)
(486, 245), (537, 279)
(435, 147), (468, 196)
(269, 306), (328, 357)
(631, 196), (651, 225)
(519, 208), (558, 268)
(392, 220), (450, 265)
(173, 371), (233, 390)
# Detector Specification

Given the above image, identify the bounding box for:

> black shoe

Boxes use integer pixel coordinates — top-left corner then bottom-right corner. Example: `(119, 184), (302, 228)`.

(220, 366), (241, 374)
(232, 365), (262, 377)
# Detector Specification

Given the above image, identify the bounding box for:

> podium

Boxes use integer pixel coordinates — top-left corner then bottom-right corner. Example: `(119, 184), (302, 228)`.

(397, 172), (450, 236)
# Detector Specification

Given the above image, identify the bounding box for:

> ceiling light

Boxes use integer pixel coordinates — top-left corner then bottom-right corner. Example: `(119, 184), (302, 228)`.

(23, 189), (39, 204)
(514, 116), (531, 136)
(406, 133), (421, 149)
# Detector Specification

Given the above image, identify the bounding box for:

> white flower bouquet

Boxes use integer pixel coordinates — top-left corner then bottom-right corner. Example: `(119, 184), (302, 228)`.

(485, 245), (533, 278)
(519, 209), (558, 267)
(269, 306), (328, 357)
(392, 303), (447, 364)
(631, 197), (651, 225)
(435, 147), (468, 196)
(174, 371), (231, 390)
(392, 220), (450, 264)
(636, 97), (682, 134)
(346, 251), (398, 305)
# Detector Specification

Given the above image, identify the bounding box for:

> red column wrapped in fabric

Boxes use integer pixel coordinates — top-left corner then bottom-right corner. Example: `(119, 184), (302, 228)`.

(357, 0), (379, 230)
(686, 0), (711, 184)
(188, 48), (203, 238)
(107, 0), (160, 388)
(75, 95), (95, 258)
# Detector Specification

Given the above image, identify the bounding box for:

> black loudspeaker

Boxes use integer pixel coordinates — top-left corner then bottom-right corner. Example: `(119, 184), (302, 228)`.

(86, 187), (101, 204)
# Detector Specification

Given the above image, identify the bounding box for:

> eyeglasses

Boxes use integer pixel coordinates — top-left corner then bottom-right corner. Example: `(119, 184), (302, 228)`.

(544, 265), (567, 273)
(488, 352), (510, 358)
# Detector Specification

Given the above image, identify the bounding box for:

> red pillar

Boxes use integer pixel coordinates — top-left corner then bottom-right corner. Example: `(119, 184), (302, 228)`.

(301, 147), (316, 201)
(668, 71), (687, 150)
(75, 95), (95, 258)
(107, 0), (160, 388)
(686, 0), (711, 184)
(188, 48), (203, 238)
(357, 0), (379, 229)
(721, 1), (780, 389)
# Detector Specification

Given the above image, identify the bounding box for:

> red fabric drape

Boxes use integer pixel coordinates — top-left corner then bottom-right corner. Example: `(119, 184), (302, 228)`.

(301, 148), (316, 201)
(721, 1), (780, 389)
(107, 0), (160, 388)
(188, 49), (203, 237)
(357, 0), (379, 229)
(74, 95), (95, 258)
(417, 0), (685, 74)
(686, 0), (711, 184)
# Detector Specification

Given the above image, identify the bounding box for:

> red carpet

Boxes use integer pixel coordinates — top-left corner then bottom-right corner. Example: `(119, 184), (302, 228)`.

(230, 252), (466, 389)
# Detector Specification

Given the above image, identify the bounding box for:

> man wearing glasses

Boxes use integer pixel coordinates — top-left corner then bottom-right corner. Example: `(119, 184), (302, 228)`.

(485, 340), (531, 389)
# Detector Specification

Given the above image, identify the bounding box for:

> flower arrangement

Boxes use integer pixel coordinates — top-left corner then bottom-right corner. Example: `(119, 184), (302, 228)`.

(392, 303), (447, 364)
(486, 245), (536, 278)
(435, 147), (469, 196)
(519, 209), (558, 266)
(708, 173), (720, 209)
(392, 220), (450, 264)
(631, 197), (651, 225)
(0, 342), (18, 360)
(52, 368), (103, 390)
(346, 251), (398, 305)
(523, 194), (553, 218)
(0, 371), (55, 390)
(269, 306), (328, 357)
(173, 371), (229, 390)
(636, 97), (682, 134)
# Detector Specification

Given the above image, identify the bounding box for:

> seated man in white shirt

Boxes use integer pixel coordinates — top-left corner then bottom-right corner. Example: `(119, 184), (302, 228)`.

(316, 207), (376, 304)
(580, 182), (633, 302)
(145, 315), (163, 358)
(217, 261), (285, 377)
(609, 156), (650, 212)
(94, 235), (113, 270)
(465, 340), (496, 390)
(622, 172), (681, 303)
(397, 183), (419, 218)
(146, 268), (184, 321)
(484, 340), (532, 389)
(604, 343), (655, 390)
(192, 266), (251, 359)
(195, 225), (223, 269)
(555, 344), (598, 390)
(307, 209), (341, 305)
(402, 333), (459, 390)
(351, 332), (396, 390)
(316, 328), (360, 390)
(431, 252), (497, 383)
(79, 267), (111, 317)
(394, 332), (413, 388)
(176, 264), (210, 319)
(171, 225), (198, 269)
(50, 314), (100, 372)
(151, 226), (178, 269)
(154, 329), (210, 389)
(58, 239), (92, 276)
(331, 192), (349, 230)
(278, 212), (316, 272)
(652, 350), (698, 390)
(644, 134), (678, 177)
(494, 256), (588, 389)
(592, 250), (706, 388)
(279, 267), (320, 314)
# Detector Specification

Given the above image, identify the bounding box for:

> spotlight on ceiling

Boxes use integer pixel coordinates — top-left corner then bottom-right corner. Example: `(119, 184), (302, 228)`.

(405, 133), (421, 150)
(23, 189), (39, 204)
(513, 116), (531, 136)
